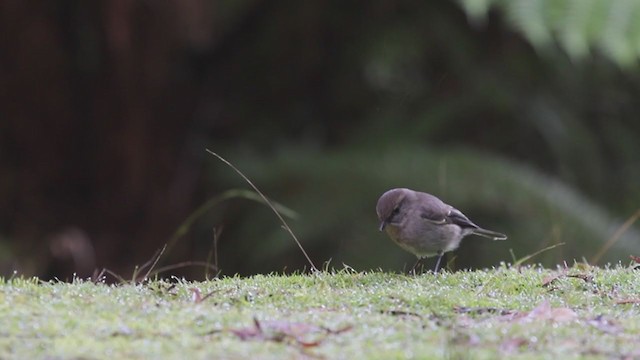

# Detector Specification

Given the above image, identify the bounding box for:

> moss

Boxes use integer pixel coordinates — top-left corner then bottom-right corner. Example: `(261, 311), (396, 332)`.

(1, 266), (639, 359)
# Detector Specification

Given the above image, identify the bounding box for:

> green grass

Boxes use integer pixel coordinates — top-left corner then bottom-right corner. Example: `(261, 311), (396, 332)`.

(1, 265), (639, 359)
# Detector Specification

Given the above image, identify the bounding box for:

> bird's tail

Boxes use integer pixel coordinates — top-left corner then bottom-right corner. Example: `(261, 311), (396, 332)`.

(472, 228), (507, 241)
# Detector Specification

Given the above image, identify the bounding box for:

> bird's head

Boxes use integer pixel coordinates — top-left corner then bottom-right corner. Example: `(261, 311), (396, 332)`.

(376, 188), (411, 231)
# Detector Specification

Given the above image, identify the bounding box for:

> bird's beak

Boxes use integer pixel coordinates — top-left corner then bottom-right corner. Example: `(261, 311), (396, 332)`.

(379, 220), (387, 232)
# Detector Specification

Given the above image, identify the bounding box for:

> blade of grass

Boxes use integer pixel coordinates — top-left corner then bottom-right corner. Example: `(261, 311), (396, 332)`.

(205, 149), (318, 272)
(512, 242), (565, 267)
(101, 268), (127, 284)
(135, 244), (167, 283)
(165, 188), (298, 255)
(509, 249), (518, 264)
(591, 209), (640, 264)
(130, 245), (165, 283)
(205, 226), (222, 280)
(147, 261), (219, 278)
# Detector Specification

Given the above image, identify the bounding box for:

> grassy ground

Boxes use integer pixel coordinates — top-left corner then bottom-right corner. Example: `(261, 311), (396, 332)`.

(1, 265), (639, 359)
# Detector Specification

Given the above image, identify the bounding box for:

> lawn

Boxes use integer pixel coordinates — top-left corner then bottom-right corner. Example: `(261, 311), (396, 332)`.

(1, 265), (639, 359)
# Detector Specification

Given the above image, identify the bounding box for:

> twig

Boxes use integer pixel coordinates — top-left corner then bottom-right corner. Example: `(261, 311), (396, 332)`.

(206, 149), (318, 272)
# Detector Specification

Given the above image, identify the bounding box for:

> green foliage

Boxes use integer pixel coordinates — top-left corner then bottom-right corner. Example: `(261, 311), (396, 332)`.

(3, 1), (640, 280)
(460, 0), (640, 66)
(205, 146), (639, 274)
(180, 1), (640, 277)
(166, 188), (298, 255)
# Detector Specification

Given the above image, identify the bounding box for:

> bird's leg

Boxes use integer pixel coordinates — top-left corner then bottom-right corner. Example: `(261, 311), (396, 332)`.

(409, 258), (423, 275)
(433, 251), (444, 273)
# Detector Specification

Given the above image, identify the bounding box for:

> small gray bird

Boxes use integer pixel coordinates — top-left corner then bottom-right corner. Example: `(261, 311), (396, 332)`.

(376, 188), (507, 272)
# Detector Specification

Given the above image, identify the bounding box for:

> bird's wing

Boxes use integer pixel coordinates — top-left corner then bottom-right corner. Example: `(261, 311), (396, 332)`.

(446, 208), (480, 230)
(419, 205), (448, 225)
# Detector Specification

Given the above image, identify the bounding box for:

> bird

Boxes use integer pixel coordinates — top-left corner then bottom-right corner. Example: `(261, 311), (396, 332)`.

(376, 188), (506, 273)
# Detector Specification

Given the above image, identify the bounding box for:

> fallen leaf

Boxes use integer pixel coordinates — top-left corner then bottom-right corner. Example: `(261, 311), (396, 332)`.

(542, 272), (592, 287)
(541, 274), (560, 287)
(588, 315), (622, 334)
(507, 300), (577, 323)
(322, 324), (353, 335)
(230, 318), (351, 347)
(525, 300), (552, 320)
(189, 287), (217, 303)
(500, 337), (528, 353)
(230, 318), (264, 340)
(190, 288), (202, 303)
(548, 307), (579, 322)
(260, 320), (323, 338)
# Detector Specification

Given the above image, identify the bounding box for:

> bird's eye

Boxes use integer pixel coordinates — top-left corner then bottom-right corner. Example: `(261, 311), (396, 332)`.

(391, 207), (400, 215)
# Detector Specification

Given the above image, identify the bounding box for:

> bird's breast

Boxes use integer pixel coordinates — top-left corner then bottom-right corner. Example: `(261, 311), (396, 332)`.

(385, 219), (464, 258)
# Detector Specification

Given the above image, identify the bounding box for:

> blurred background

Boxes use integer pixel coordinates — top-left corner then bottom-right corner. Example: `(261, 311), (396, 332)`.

(2, 0), (640, 280)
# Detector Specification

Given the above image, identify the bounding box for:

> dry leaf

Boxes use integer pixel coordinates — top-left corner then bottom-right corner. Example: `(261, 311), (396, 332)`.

(230, 318), (263, 340)
(541, 274), (560, 287)
(510, 300), (577, 323)
(230, 318), (351, 347)
(542, 272), (591, 287)
(189, 287), (217, 303)
(190, 288), (202, 303)
(588, 315), (622, 334)
(500, 337), (528, 353)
